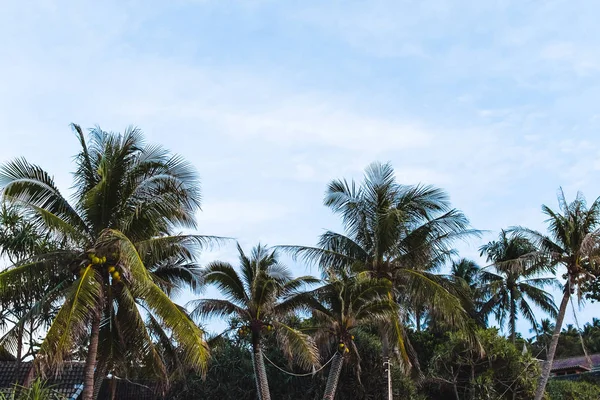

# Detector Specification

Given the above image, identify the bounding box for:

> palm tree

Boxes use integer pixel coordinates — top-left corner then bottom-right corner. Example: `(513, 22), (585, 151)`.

(0, 125), (212, 400)
(583, 318), (600, 353)
(451, 258), (481, 289)
(281, 162), (478, 396)
(532, 318), (555, 358)
(308, 272), (398, 400)
(0, 204), (60, 361)
(448, 258), (486, 327)
(188, 244), (319, 400)
(479, 231), (558, 344)
(514, 189), (600, 400)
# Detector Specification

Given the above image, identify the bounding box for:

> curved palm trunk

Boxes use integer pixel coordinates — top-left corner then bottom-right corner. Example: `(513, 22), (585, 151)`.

(323, 352), (344, 400)
(82, 312), (101, 400)
(533, 286), (571, 400)
(251, 336), (271, 400)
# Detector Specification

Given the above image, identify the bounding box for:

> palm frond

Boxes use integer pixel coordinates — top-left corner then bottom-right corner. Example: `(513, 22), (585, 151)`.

(187, 298), (246, 321)
(0, 158), (88, 237)
(37, 265), (104, 370)
(274, 322), (319, 370)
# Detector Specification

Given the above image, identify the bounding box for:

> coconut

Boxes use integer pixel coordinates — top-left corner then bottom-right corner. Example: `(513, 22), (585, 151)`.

(108, 266), (116, 273)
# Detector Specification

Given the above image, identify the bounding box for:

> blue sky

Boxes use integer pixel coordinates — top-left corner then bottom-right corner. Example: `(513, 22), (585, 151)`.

(1, 0), (599, 337)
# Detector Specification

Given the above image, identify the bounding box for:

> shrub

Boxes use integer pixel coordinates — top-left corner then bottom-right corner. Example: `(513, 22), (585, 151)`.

(546, 379), (600, 400)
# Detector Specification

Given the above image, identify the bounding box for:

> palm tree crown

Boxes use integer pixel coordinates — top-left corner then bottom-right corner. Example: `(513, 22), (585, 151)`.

(479, 230), (558, 343)
(309, 272), (398, 399)
(0, 125), (211, 399)
(515, 189), (600, 400)
(188, 244), (319, 400)
(283, 162), (477, 364)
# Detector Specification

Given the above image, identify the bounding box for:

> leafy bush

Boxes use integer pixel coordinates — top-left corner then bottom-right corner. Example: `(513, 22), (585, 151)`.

(0, 379), (64, 400)
(425, 328), (539, 399)
(546, 379), (600, 400)
(169, 331), (422, 399)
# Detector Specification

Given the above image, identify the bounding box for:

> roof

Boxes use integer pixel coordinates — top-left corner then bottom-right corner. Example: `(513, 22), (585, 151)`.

(551, 353), (600, 372)
(0, 361), (85, 399)
(0, 362), (31, 388)
(45, 362), (85, 399)
(0, 362), (161, 400)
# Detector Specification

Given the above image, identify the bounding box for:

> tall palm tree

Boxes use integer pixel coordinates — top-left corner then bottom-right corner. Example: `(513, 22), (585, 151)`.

(479, 231), (558, 344)
(308, 272), (399, 400)
(188, 244), (319, 400)
(281, 162), (478, 396)
(514, 189), (600, 400)
(0, 125), (212, 400)
(447, 258), (486, 327)
(451, 258), (481, 289)
(532, 318), (555, 358)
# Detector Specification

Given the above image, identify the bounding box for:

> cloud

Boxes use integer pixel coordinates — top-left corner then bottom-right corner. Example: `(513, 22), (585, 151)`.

(3, 0), (600, 331)
(197, 200), (289, 228)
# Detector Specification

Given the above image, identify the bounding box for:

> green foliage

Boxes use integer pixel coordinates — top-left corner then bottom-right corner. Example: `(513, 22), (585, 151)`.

(479, 230), (558, 341)
(0, 379), (65, 400)
(169, 329), (423, 400)
(188, 244), (319, 399)
(282, 161), (479, 373)
(0, 126), (213, 394)
(546, 379), (600, 400)
(426, 328), (539, 399)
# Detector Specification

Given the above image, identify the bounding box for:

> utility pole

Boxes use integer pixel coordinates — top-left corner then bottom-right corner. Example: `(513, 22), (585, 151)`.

(384, 358), (392, 400)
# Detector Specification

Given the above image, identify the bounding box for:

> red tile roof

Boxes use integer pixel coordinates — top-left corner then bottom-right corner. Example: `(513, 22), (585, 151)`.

(551, 353), (600, 372)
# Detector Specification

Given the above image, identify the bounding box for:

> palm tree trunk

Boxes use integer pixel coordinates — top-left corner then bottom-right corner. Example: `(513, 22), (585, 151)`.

(251, 336), (271, 400)
(510, 298), (517, 344)
(82, 312), (101, 400)
(533, 286), (571, 400)
(16, 324), (23, 361)
(323, 352), (344, 400)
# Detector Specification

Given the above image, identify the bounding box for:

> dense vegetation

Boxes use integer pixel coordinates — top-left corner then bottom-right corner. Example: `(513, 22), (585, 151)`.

(0, 127), (599, 399)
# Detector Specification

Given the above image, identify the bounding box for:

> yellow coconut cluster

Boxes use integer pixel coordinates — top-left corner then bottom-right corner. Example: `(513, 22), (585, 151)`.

(338, 334), (354, 354)
(338, 342), (350, 354)
(237, 323), (274, 337)
(78, 253), (122, 283)
(107, 265), (121, 282)
(238, 326), (251, 336)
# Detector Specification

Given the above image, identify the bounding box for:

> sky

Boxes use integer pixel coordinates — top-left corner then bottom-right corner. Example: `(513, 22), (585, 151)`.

(1, 0), (599, 337)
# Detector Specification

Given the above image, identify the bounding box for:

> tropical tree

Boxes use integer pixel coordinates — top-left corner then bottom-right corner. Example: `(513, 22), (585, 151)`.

(439, 258), (487, 328)
(0, 125), (212, 400)
(531, 318), (555, 358)
(514, 189), (600, 400)
(479, 230), (558, 343)
(0, 204), (60, 361)
(308, 272), (398, 400)
(188, 244), (319, 400)
(282, 162), (478, 396)
(450, 258), (481, 290)
(427, 328), (539, 400)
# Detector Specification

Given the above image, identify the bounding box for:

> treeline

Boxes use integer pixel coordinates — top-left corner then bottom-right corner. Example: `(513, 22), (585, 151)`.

(0, 126), (599, 400)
